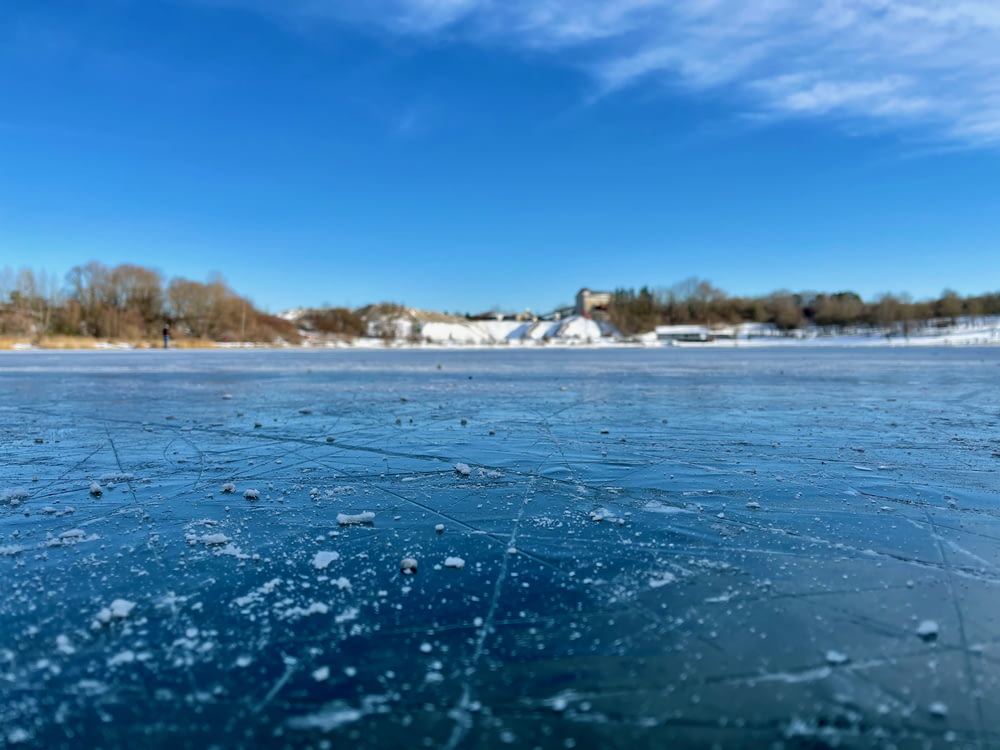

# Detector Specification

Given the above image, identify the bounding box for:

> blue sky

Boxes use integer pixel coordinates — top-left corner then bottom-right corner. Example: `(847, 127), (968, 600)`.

(2, 0), (999, 314)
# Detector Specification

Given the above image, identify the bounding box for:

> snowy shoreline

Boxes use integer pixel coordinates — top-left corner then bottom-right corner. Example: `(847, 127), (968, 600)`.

(4, 333), (1000, 352)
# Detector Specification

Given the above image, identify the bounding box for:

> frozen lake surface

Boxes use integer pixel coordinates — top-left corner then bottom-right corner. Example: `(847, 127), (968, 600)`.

(2, 348), (999, 749)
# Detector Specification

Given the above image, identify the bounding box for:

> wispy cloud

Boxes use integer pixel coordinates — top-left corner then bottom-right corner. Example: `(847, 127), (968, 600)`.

(217, 0), (1000, 146)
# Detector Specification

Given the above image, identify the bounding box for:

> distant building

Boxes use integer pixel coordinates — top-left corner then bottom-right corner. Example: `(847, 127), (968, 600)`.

(575, 288), (612, 317)
(655, 324), (713, 342)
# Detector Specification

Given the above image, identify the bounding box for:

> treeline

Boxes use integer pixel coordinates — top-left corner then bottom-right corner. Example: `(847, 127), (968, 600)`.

(0, 263), (298, 343)
(608, 279), (1000, 336)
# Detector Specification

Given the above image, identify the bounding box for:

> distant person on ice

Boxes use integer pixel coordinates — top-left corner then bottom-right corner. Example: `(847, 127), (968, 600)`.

(163, 325), (170, 349)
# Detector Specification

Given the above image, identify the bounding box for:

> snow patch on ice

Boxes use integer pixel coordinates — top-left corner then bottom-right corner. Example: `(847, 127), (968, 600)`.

(312, 550), (340, 570)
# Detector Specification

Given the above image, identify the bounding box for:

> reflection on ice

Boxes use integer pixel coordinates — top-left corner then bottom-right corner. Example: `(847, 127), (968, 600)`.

(1, 348), (999, 748)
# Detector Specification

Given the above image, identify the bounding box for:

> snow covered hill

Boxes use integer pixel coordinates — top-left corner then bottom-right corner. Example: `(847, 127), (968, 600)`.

(285, 306), (623, 346)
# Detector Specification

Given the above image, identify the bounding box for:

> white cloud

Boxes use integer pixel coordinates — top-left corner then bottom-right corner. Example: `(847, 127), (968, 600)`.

(221, 0), (1000, 145)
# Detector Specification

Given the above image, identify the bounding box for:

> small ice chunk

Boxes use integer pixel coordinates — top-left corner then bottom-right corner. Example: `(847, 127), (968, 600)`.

(243, 489), (260, 500)
(221, 483), (236, 494)
(332, 577), (351, 590)
(419, 642), (432, 653)
(929, 701), (948, 718)
(400, 558), (418, 574)
(746, 501), (761, 510)
(444, 556), (465, 569)
(89, 482), (103, 497)
(312, 666), (330, 682)
(312, 551), (340, 570)
(454, 463), (471, 477)
(201, 533), (230, 546)
(916, 620), (939, 641)
(825, 650), (849, 665)
(434, 524), (445, 533)
(59, 529), (87, 540)
(337, 511), (375, 525)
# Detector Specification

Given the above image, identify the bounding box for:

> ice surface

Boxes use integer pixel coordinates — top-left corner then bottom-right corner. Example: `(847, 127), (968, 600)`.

(2, 347), (1000, 748)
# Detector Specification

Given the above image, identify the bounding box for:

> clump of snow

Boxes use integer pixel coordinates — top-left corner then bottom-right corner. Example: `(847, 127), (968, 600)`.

(89, 482), (103, 497)
(444, 556), (466, 569)
(234, 578), (282, 609)
(825, 649), (849, 665)
(454, 463), (471, 477)
(649, 573), (677, 588)
(400, 557), (418, 574)
(337, 511), (374, 525)
(334, 607), (359, 624)
(312, 551), (340, 570)
(434, 524), (445, 533)
(55, 635), (75, 655)
(312, 666), (330, 682)
(243, 489), (259, 500)
(107, 650), (138, 667)
(916, 619), (939, 641)
(929, 701), (948, 718)
(99, 472), (133, 482)
(109, 599), (136, 618)
(288, 703), (364, 731)
(7, 728), (33, 745)
(221, 483), (236, 494)
(277, 602), (330, 620)
(47, 529), (98, 547)
(95, 598), (137, 626)
(1, 487), (29, 506)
